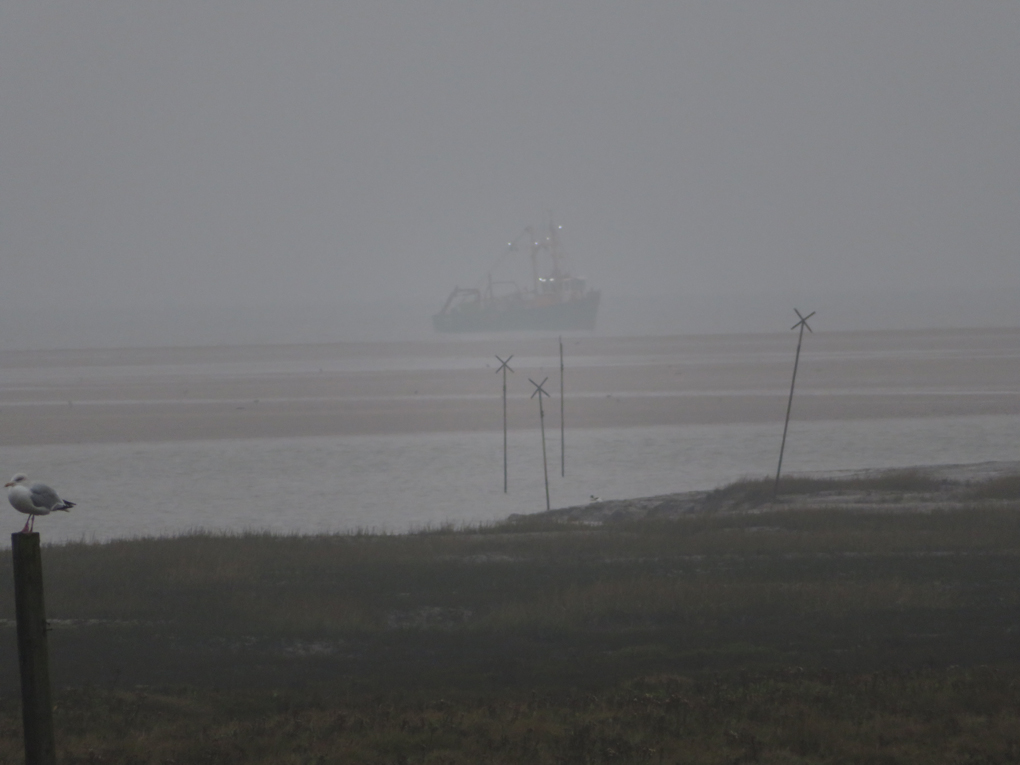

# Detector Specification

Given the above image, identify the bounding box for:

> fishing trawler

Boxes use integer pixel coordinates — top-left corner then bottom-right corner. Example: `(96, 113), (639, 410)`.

(432, 219), (600, 333)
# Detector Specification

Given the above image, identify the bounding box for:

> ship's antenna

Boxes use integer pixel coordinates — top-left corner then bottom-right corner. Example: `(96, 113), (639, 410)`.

(526, 226), (539, 293)
(478, 230), (530, 291)
(774, 309), (816, 499)
(548, 215), (563, 275)
(495, 354), (514, 493)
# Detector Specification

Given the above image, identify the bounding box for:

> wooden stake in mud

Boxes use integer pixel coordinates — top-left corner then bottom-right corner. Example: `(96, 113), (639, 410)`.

(11, 532), (57, 765)
(559, 337), (565, 477)
(774, 309), (815, 499)
(495, 354), (515, 493)
(530, 377), (552, 511)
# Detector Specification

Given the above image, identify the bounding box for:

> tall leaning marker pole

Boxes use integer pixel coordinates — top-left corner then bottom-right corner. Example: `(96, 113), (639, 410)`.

(495, 355), (514, 493)
(774, 309), (815, 499)
(530, 377), (552, 511)
(11, 532), (57, 765)
(559, 337), (565, 477)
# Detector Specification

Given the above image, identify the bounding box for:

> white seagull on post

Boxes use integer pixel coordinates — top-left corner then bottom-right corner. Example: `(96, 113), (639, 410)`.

(6, 474), (76, 534)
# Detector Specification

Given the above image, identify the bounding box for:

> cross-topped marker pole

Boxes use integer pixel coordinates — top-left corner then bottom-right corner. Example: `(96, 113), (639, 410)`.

(530, 377), (552, 511)
(774, 309), (816, 499)
(495, 355), (514, 493)
(559, 337), (565, 477)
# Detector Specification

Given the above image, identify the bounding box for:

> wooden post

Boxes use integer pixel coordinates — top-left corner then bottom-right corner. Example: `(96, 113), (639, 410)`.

(559, 336), (565, 477)
(11, 532), (57, 765)
(539, 390), (550, 511)
(505, 365), (509, 493)
(496, 355), (514, 493)
(530, 377), (551, 511)
(774, 309), (815, 499)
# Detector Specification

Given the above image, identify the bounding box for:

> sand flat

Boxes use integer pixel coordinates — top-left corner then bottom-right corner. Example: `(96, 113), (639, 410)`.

(1, 327), (1018, 446)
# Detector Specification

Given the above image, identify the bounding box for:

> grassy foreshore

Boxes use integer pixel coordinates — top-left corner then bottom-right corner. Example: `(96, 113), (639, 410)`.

(1, 467), (1019, 763)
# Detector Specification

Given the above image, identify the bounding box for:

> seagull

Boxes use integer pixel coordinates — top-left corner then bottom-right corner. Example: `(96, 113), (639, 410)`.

(589, 495), (601, 503)
(6, 474), (76, 534)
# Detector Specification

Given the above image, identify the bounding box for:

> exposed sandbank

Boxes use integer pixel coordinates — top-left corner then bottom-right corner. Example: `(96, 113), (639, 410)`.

(1, 327), (1017, 446)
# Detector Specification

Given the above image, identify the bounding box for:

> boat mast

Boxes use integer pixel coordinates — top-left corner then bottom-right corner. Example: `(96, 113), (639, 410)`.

(548, 217), (566, 295)
(526, 226), (539, 293)
(549, 218), (561, 269)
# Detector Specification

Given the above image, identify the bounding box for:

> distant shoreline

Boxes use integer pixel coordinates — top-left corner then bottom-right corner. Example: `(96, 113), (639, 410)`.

(17, 460), (1018, 547)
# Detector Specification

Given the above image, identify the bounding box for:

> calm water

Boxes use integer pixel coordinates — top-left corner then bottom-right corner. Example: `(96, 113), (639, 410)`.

(2, 413), (1018, 544)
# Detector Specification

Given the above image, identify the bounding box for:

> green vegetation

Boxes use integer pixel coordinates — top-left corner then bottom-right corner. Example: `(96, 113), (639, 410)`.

(971, 473), (1020, 501)
(1, 475), (1019, 762)
(704, 469), (953, 510)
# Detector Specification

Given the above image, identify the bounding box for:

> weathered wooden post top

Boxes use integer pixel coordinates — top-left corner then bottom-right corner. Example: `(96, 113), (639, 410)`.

(11, 532), (57, 765)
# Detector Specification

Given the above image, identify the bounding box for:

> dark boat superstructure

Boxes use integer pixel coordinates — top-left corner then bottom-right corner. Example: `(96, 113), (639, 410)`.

(433, 219), (600, 333)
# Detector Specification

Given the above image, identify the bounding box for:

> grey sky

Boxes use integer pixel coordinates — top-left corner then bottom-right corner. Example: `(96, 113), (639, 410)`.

(1, 3), (1017, 345)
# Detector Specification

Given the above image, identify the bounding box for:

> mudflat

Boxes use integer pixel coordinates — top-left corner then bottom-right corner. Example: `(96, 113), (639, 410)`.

(0, 327), (1017, 446)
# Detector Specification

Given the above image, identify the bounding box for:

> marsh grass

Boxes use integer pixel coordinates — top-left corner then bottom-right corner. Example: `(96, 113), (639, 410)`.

(1, 479), (1020, 760)
(706, 469), (952, 509)
(3, 668), (1020, 763)
(970, 473), (1020, 501)
(1, 502), (1018, 681)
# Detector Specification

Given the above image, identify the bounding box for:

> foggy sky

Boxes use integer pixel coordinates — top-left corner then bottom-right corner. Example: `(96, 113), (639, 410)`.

(1, 3), (1018, 347)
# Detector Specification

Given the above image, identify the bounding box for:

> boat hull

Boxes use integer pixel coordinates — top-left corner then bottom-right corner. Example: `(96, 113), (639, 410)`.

(433, 290), (600, 333)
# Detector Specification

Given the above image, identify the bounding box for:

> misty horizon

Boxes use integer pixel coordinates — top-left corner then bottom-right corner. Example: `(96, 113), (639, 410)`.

(0, 285), (1016, 351)
(2, 3), (1018, 350)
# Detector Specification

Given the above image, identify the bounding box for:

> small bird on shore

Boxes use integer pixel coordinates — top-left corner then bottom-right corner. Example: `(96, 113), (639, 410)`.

(589, 495), (601, 503)
(6, 474), (76, 534)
